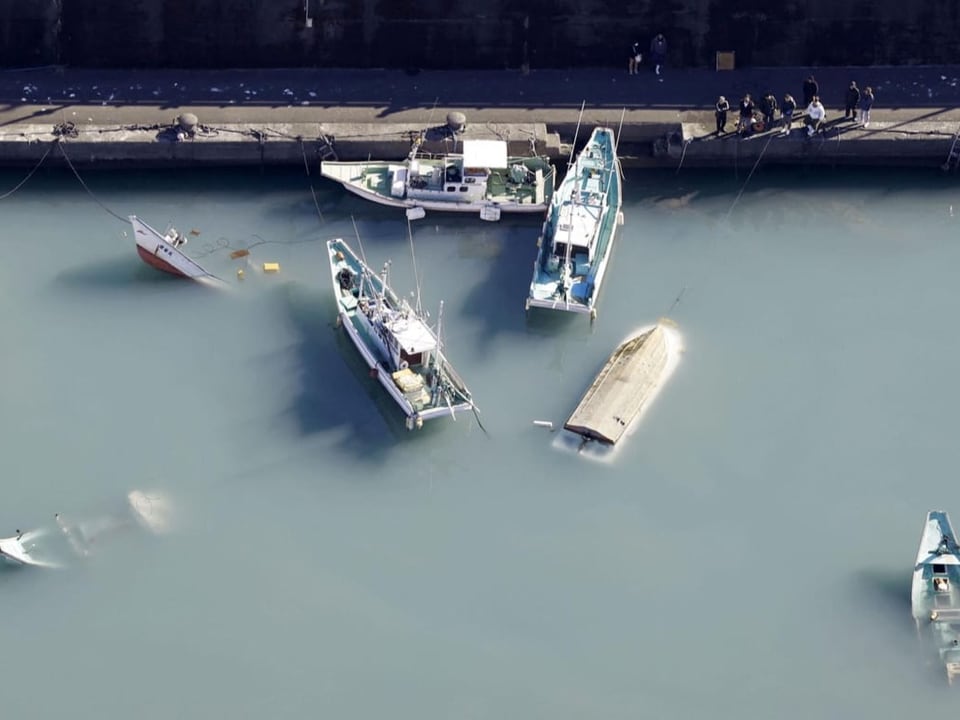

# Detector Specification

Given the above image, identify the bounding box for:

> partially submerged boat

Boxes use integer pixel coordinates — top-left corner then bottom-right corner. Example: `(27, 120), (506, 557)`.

(326, 237), (476, 430)
(1, 490), (173, 569)
(320, 139), (555, 221)
(526, 126), (623, 321)
(912, 510), (960, 684)
(129, 215), (222, 284)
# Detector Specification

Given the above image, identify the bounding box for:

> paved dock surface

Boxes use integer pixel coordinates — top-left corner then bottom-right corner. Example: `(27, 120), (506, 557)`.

(2, 64), (960, 167)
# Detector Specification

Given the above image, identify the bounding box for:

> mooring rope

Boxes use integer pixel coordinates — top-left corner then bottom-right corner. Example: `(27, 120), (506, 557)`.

(724, 131), (776, 221)
(57, 140), (128, 224)
(675, 138), (691, 175)
(299, 138), (325, 225)
(666, 131), (776, 320)
(0, 141), (54, 200)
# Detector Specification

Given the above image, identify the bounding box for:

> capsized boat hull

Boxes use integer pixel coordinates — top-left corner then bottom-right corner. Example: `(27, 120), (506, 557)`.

(326, 238), (475, 429)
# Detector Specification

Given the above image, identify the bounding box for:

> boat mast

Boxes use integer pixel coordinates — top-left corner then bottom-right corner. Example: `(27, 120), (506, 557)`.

(351, 216), (369, 299)
(568, 101), (586, 165)
(407, 217), (423, 315)
(614, 107), (626, 181)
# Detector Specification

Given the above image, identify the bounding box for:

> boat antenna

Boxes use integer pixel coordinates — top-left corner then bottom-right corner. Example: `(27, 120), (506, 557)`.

(435, 299), (444, 366)
(568, 101), (586, 165)
(350, 215), (370, 299)
(410, 96), (441, 160)
(407, 217), (423, 315)
(350, 215), (368, 267)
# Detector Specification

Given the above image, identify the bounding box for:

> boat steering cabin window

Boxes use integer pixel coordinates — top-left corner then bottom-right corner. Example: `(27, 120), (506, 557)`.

(935, 564), (947, 574)
(935, 577), (952, 592)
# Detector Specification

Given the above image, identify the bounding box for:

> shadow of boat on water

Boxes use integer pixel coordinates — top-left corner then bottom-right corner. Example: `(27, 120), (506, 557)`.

(53, 254), (217, 295)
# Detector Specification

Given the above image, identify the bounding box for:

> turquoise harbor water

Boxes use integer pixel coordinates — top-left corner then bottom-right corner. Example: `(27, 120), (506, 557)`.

(2, 163), (960, 717)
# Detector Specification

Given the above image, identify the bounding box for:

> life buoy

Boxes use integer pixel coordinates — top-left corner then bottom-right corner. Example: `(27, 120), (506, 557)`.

(753, 119), (765, 133)
(399, 360), (409, 370)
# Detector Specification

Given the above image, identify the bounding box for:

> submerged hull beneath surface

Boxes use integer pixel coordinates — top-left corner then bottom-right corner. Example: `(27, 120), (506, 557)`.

(326, 238), (475, 429)
(912, 510), (960, 684)
(0, 530), (63, 568)
(527, 126), (622, 319)
(129, 215), (222, 284)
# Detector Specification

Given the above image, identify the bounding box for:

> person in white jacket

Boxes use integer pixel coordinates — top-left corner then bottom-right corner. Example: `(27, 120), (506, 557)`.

(805, 96), (826, 136)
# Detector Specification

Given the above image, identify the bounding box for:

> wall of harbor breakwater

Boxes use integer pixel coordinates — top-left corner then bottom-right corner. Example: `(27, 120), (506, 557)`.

(3, 0), (960, 70)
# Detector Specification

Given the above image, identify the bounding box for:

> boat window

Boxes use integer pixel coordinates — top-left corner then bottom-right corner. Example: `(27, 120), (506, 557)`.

(935, 577), (952, 592)
(935, 564), (947, 574)
(446, 186), (457, 192)
(401, 351), (422, 367)
(459, 186), (468, 192)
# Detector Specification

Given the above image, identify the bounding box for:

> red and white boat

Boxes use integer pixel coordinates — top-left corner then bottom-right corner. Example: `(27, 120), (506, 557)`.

(129, 215), (223, 284)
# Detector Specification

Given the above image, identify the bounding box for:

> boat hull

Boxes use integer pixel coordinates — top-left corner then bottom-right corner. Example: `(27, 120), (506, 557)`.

(326, 238), (475, 428)
(129, 215), (220, 283)
(527, 127), (622, 318)
(912, 510), (960, 684)
(321, 147), (556, 218)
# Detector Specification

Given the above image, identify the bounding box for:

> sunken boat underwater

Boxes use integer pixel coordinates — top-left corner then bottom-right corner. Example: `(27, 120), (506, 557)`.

(912, 510), (960, 684)
(320, 139), (555, 221)
(526, 126), (623, 321)
(0, 490), (173, 569)
(563, 320), (681, 448)
(326, 238), (477, 430)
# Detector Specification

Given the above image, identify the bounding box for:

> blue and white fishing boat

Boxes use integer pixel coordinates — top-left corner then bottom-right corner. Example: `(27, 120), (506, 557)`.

(525, 125), (623, 321)
(326, 237), (477, 430)
(911, 510), (960, 684)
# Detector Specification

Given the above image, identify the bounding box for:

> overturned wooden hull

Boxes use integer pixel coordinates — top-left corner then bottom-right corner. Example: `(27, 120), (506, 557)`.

(564, 324), (669, 446)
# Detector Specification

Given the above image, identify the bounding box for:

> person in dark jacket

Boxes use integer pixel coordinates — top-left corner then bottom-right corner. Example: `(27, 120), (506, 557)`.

(715, 95), (730, 134)
(650, 33), (667, 76)
(760, 92), (778, 130)
(737, 94), (755, 135)
(780, 93), (797, 135)
(802, 75), (819, 107)
(845, 81), (861, 121)
(628, 41), (642, 75)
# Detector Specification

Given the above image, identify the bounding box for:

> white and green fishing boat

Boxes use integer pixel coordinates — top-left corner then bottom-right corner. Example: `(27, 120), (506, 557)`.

(525, 126), (623, 321)
(327, 237), (477, 430)
(912, 510), (960, 684)
(321, 139), (555, 221)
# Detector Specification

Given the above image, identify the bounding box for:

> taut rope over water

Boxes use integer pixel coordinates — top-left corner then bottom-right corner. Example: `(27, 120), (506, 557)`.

(57, 140), (128, 223)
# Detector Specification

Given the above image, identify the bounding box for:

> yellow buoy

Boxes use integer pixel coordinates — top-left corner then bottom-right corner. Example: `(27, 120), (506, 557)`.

(236, 268), (245, 280)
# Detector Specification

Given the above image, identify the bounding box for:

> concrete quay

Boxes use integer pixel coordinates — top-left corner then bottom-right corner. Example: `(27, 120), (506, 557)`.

(1, 65), (960, 169)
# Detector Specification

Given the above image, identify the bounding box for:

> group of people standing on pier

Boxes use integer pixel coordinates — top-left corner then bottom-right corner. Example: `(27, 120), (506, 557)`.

(713, 75), (875, 138)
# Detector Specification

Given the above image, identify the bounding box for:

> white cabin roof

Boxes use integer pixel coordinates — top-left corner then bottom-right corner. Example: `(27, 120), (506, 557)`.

(463, 140), (508, 169)
(385, 312), (437, 354)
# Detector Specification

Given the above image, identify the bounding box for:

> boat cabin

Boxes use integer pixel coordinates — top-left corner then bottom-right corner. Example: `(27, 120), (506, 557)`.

(382, 309), (437, 370)
(395, 140), (511, 203)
